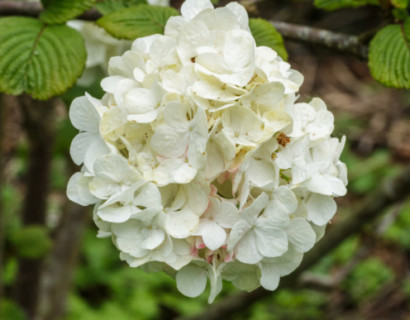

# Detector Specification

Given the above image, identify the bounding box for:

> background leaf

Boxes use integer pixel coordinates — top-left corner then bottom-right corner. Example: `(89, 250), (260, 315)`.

(95, 0), (148, 15)
(391, 0), (408, 9)
(0, 17), (87, 100)
(249, 18), (288, 61)
(97, 5), (179, 39)
(314, 0), (379, 10)
(40, 0), (97, 24)
(368, 23), (410, 89)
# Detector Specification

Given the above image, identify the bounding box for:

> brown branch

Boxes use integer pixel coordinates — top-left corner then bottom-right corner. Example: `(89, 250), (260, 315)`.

(37, 199), (90, 320)
(0, 2), (102, 20)
(12, 95), (58, 320)
(271, 21), (369, 59)
(0, 2), (368, 59)
(0, 94), (5, 303)
(179, 164), (410, 320)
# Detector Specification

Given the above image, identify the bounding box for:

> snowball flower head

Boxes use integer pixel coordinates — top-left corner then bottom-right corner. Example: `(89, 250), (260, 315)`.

(67, 0), (347, 303)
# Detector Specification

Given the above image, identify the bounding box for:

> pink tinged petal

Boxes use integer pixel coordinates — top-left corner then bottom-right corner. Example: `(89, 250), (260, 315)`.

(286, 218), (316, 253)
(67, 173), (98, 206)
(141, 229), (165, 250)
(306, 193), (337, 226)
(166, 209), (199, 239)
(176, 264), (208, 298)
(69, 95), (100, 132)
(254, 223), (288, 258)
(202, 222), (226, 250)
(259, 263), (280, 291)
(235, 232), (263, 264)
(97, 205), (136, 223)
(307, 174), (347, 196)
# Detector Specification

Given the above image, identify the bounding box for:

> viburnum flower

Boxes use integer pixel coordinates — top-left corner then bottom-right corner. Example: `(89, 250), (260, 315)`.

(67, 0), (347, 303)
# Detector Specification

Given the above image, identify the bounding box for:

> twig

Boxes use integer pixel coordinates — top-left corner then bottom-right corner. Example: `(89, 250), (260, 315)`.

(0, 94), (5, 303)
(12, 95), (58, 320)
(178, 164), (410, 320)
(0, 2), (368, 59)
(0, 2), (102, 20)
(271, 21), (368, 59)
(37, 198), (90, 320)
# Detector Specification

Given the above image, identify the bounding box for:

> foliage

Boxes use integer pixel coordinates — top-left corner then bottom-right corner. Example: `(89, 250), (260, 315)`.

(96, 5), (179, 39)
(40, 0), (97, 24)
(95, 0), (148, 15)
(0, 17), (86, 100)
(368, 21), (410, 89)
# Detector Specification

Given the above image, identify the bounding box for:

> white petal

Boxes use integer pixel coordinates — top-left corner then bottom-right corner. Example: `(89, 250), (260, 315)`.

(202, 222), (226, 250)
(176, 264), (207, 298)
(166, 209), (199, 238)
(306, 193), (337, 226)
(69, 95), (100, 131)
(67, 172), (98, 206)
(307, 174), (347, 196)
(181, 0), (213, 19)
(286, 218), (316, 253)
(255, 223), (288, 258)
(259, 263), (280, 291)
(97, 204), (135, 223)
(70, 132), (99, 165)
(141, 229), (165, 250)
(235, 232), (263, 264)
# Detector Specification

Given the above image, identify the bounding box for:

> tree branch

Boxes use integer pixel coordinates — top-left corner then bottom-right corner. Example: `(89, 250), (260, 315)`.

(179, 164), (410, 320)
(12, 95), (58, 320)
(271, 21), (368, 59)
(0, 2), (368, 59)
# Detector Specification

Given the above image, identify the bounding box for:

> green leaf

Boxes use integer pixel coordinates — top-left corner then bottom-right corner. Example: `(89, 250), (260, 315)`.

(40, 0), (97, 24)
(95, 0), (148, 15)
(249, 18), (288, 61)
(391, 0), (408, 9)
(368, 23), (410, 89)
(314, 0), (379, 10)
(97, 4), (179, 39)
(0, 17), (87, 100)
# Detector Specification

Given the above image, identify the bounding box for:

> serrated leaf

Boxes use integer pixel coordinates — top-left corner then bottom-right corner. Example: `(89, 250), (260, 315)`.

(95, 0), (147, 15)
(368, 24), (410, 89)
(249, 18), (288, 61)
(97, 5), (179, 39)
(40, 0), (97, 24)
(314, 0), (379, 10)
(0, 17), (87, 100)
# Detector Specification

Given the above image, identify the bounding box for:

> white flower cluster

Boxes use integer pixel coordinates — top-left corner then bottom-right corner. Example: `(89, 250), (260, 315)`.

(67, 0), (347, 302)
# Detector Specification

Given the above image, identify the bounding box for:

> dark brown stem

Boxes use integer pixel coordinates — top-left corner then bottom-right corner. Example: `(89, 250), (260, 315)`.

(0, 94), (5, 303)
(37, 171), (90, 320)
(271, 21), (369, 59)
(179, 164), (410, 320)
(12, 95), (58, 320)
(0, 2), (102, 20)
(0, 2), (369, 59)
